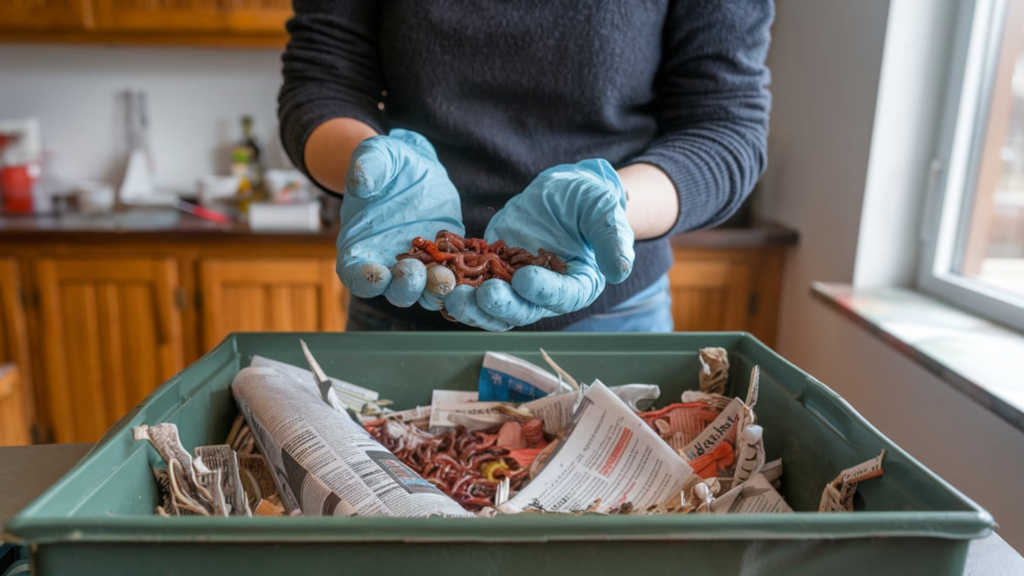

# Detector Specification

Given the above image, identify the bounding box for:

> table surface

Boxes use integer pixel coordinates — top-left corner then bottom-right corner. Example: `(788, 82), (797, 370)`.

(1, 443), (1021, 574)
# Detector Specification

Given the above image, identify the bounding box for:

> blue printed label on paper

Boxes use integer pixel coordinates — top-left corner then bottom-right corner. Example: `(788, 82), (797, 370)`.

(478, 368), (549, 402)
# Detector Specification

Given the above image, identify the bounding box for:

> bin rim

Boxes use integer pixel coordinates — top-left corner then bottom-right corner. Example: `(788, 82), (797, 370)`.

(4, 332), (996, 546)
(5, 509), (995, 545)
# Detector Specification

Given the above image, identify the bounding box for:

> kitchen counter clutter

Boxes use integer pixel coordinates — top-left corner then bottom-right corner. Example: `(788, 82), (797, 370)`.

(0, 211), (796, 444)
(0, 211), (799, 248)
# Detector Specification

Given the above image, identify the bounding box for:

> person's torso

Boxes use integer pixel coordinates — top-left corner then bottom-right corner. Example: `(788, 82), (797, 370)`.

(378, 0), (669, 236)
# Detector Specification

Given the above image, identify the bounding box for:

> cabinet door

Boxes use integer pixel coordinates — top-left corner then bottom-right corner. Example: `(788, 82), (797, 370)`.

(91, 0), (291, 33)
(0, 259), (33, 445)
(668, 251), (755, 333)
(222, 0), (291, 33)
(92, 0), (225, 32)
(199, 258), (346, 351)
(36, 257), (184, 443)
(0, 0), (92, 31)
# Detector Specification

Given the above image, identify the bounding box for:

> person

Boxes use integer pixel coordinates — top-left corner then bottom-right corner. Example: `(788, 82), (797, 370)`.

(278, 1), (773, 332)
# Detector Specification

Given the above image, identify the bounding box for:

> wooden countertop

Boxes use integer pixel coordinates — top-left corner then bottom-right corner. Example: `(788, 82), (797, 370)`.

(0, 211), (799, 249)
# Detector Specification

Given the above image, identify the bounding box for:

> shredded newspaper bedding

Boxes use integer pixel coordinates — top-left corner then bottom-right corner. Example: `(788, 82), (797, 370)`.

(135, 344), (885, 518)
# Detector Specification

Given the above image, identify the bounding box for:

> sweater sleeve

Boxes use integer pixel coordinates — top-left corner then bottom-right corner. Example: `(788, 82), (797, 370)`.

(630, 0), (774, 235)
(277, 0), (386, 181)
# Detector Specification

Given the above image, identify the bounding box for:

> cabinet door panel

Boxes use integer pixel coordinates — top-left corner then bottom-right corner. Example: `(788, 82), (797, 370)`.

(92, 0), (291, 33)
(200, 258), (346, 351)
(0, 0), (92, 31)
(0, 259), (33, 445)
(36, 257), (184, 443)
(222, 0), (291, 33)
(92, 0), (225, 31)
(668, 253), (754, 333)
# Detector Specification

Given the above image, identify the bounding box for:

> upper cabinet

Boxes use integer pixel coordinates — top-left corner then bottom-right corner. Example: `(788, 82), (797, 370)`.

(0, 0), (292, 47)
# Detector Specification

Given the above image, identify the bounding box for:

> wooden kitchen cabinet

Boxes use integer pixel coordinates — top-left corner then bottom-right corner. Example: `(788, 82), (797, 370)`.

(668, 247), (784, 347)
(0, 365), (31, 445)
(0, 259), (34, 445)
(92, 0), (291, 34)
(92, 0), (225, 32)
(199, 257), (346, 351)
(0, 0), (92, 31)
(0, 219), (794, 443)
(0, 0), (291, 46)
(35, 257), (185, 443)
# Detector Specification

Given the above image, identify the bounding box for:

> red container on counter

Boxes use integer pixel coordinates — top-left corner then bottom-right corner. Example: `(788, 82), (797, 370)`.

(1, 164), (35, 214)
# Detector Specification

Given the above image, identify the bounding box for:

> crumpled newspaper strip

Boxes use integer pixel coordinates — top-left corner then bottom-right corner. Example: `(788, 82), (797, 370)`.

(648, 458), (785, 515)
(152, 467), (179, 516)
(678, 397), (746, 479)
(136, 423), (256, 517)
(238, 454), (278, 511)
(734, 424), (765, 484)
(698, 347), (729, 395)
(134, 424), (210, 502)
(819, 449), (886, 512)
(497, 381), (694, 515)
(663, 366), (761, 471)
(166, 458), (212, 516)
(196, 445), (252, 517)
(197, 468), (228, 516)
(710, 468), (792, 514)
(136, 423), (216, 516)
(225, 414), (259, 457)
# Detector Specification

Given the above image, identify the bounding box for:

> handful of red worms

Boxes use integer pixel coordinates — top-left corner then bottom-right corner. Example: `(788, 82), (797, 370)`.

(396, 230), (568, 290)
(364, 418), (548, 511)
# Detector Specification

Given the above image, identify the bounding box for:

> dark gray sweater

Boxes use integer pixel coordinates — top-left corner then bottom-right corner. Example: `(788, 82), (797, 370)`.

(279, 0), (773, 331)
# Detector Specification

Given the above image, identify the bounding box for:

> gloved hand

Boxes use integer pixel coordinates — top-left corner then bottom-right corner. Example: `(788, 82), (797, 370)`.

(444, 159), (634, 331)
(337, 129), (464, 309)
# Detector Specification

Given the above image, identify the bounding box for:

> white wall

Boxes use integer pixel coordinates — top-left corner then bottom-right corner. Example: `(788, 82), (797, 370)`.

(0, 45), (290, 193)
(759, 0), (1024, 551)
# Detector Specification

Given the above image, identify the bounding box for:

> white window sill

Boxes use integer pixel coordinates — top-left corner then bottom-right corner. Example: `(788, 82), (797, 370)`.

(812, 282), (1024, 433)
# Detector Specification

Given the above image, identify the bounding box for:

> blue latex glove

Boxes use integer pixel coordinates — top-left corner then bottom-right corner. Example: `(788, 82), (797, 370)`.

(337, 129), (464, 309)
(444, 159), (634, 331)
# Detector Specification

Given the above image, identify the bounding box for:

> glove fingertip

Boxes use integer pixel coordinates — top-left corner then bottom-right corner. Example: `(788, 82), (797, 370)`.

(591, 227), (635, 284)
(418, 291), (444, 311)
(341, 261), (391, 299)
(346, 141), (394, 199)
(445, 284), (513, 332)
(477, 279), (547, 326)
(512, 264), (603, 314)
(598, 252), (634, 285)
(510, 266), (567, 307)
(384, 259), (427, 308)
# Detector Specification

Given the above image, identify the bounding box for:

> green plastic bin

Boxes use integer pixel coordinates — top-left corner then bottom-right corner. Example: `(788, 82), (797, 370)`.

(5, 333), (994, 575)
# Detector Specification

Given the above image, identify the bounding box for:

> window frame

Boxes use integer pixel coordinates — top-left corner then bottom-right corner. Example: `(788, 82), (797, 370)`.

(918, 0), (1024, 332)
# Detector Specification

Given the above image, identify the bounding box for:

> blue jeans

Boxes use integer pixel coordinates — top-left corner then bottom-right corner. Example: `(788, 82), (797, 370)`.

(346, 275), (673, 333)
(560, 275), (673, 332)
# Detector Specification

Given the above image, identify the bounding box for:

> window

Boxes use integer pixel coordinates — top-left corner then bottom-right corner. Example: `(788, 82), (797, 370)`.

(921, 0), (1024, 331)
